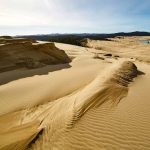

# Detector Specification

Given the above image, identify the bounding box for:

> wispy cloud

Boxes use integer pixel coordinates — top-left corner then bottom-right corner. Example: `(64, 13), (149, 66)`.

(0, 0), (149, 35)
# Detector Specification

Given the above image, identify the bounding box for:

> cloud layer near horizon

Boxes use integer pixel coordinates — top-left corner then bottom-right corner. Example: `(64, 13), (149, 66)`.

(0, 0), (150, 35)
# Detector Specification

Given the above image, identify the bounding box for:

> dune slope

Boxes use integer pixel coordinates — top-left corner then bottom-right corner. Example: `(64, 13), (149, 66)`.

(80, 37), (150, 62)
(0, 60), (147, 150)
(0, 37), (70, 73)
(0, 37), (150, 150)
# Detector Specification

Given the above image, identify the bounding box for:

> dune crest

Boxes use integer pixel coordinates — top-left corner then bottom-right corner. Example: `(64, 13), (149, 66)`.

(0, 37), (70, 73)
(0, 61), (140, 150)
(66, 61), (139, 127)
(0, 36), (150, 150)
(80, 37), (150, 62)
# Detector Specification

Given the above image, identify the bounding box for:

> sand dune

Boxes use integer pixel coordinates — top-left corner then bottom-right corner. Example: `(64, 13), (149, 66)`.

(80, 37), (150, 63)
(0, 37), (70, 73)
(0, 37), (150, 150)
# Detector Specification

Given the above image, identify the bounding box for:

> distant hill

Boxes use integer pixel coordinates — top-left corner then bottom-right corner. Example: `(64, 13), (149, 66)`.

(17, 31), (150, 46)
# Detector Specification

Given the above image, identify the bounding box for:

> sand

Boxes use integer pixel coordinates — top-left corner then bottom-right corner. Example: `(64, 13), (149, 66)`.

(0, 36), (150, 150)
(81, 36), (150, 63)
(0, 38), (70, 73)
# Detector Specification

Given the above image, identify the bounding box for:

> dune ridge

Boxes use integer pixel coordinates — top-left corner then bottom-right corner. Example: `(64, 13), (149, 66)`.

(68, 61), (139, 125)
(0, 61), (140, 150)
(0, 37), (70, 73)
(27, 61), (140, 150)
(0, 35), (150, 150)
(80, 37), (150, 62)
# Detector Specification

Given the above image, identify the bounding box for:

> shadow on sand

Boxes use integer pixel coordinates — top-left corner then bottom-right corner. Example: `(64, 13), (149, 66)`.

(0, 63), (71, 86)
(137, 70), (145, 76)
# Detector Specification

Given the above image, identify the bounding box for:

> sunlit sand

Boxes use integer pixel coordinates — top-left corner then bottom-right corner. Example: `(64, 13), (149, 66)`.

(0, 36), (150, 150)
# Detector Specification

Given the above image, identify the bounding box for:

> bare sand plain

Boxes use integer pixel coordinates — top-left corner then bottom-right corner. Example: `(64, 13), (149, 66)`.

(0, 36), (150, 150)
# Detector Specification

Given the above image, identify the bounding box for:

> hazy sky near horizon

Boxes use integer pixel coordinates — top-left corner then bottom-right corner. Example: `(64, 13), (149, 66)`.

(0, 0), (150, 35)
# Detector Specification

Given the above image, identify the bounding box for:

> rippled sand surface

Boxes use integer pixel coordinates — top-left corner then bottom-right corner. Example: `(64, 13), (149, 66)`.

(0, 36), (150, 150)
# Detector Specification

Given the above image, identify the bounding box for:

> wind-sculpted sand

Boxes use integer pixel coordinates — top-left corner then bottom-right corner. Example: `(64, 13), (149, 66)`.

(80, 36), (150, 63)
(0, 36), (150, 150)
(0, 37), (70, 73)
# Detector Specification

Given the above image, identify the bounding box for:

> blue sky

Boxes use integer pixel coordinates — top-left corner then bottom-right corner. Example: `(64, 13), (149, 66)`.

(0, 0), (150, 35)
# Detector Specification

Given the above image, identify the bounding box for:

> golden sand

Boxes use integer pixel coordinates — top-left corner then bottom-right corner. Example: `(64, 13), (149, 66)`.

(0, 37), (150, 150)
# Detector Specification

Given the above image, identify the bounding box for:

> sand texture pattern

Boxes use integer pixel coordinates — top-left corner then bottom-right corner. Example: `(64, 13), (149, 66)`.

(0, 36), (150, 150)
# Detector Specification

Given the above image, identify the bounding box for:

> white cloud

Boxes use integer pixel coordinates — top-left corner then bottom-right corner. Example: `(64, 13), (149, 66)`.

(0, 0), (149, 35)
(0, 0), (89, 27)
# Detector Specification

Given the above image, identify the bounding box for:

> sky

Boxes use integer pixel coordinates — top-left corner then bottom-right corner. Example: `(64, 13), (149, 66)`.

(0, 0), (150, 35)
